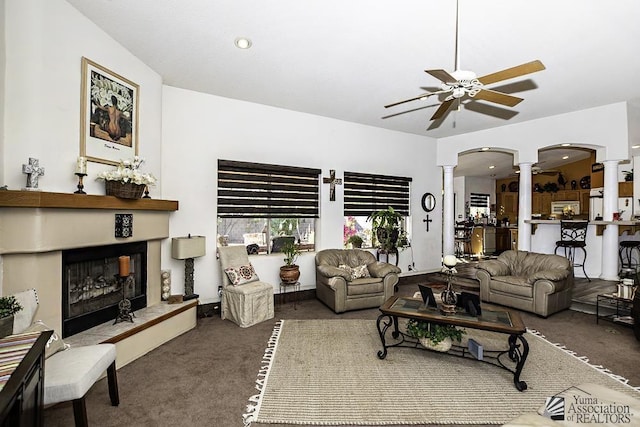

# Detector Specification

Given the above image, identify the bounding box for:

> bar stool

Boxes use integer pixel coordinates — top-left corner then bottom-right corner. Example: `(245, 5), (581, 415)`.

(454, 222), (473, 258)
(618, 240), (640, 285)
(554, 220), (590, 281)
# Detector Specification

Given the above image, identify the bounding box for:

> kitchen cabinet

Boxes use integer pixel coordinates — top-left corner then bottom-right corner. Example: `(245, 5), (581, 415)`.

(495, 227), (511, 254)
(619, 181), (633, 197)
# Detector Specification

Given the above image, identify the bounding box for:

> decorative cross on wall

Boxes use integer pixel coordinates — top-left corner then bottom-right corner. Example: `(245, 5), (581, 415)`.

(22, 157), (45, 190)
(322, 169), (342, 201)
(423, 215), (433, 232)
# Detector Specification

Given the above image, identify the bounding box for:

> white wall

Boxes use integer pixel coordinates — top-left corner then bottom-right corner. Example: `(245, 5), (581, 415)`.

(161, 86), (442, 304)
(436, 103), (631, 167)
(2, 0), (163, 194)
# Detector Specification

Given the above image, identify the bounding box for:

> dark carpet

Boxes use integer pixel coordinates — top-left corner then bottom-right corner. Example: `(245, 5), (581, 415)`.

(43, 282), (640, 427)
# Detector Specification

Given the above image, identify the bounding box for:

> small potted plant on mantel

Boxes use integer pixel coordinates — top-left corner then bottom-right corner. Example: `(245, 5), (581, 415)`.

(279, 240), (302, 284)
(406, 319), (465, 352)
(0, 295), (22, 339)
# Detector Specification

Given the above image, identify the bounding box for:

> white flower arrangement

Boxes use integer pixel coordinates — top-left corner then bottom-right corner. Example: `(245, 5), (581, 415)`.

(96, 156), (157, 186)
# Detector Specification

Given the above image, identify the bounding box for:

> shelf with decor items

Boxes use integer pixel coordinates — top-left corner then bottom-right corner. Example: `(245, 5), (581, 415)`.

(0, 190), (177, 211)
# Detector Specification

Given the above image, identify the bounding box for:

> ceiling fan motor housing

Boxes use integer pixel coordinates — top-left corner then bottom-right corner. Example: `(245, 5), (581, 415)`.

(442, 70), (482, 98)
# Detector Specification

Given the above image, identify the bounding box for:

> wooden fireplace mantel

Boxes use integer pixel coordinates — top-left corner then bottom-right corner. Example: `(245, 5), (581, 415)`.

(0, 190), (178, 211)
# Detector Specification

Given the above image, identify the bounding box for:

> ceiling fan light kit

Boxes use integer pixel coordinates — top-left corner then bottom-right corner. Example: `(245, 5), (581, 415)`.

(384, 0), (545, 125)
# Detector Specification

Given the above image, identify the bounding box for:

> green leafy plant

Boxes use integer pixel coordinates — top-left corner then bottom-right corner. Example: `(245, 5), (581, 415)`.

(367, 206), (403, 251)
(0, 296), (22, 319)
(346, 235), (364, 248)
(406, 319), (465, 345)
(623, 170), (633, 182)
(281, 240), (301, 266)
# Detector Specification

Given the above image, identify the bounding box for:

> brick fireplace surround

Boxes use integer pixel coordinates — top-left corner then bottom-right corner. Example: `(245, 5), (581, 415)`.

(0, 190), (197, 367)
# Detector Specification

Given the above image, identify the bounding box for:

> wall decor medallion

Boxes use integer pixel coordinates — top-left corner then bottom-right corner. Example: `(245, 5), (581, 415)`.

(80, 57), (139, 165)
(115, 213), (133, 238)
(421, 193), (436, 212)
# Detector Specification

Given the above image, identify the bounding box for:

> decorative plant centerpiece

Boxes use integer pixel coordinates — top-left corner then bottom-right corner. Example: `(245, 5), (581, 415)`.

(279, 240), (301, 284)
(562, 205), (575, 220)
(0, 295), (22, 338)
(367, 206), (403, 251)
(96, 156), (157, 199)
(406, 319), (465, 352)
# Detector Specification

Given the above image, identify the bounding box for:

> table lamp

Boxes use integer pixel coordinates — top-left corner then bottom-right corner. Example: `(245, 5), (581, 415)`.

(171, 234), (206, 301)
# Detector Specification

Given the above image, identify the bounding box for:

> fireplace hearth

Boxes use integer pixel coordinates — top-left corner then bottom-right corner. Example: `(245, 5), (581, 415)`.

(62, 242), (147, 337)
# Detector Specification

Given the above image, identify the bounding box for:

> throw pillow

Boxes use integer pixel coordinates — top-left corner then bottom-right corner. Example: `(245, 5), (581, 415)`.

(23, 320), (69, 359)
(337, 264), (370, 281)
(11, 288), (39, 334)
(224, 264), (259, 286)
(351, 264), (371, 280)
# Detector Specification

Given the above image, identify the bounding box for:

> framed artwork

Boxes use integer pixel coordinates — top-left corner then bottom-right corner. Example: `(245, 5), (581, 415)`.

(80, 57), (139, 165)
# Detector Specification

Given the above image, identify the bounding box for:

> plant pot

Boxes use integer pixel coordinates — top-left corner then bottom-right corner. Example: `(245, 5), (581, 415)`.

(419, 336), (452, 352)
(0, 315), (14, 339)
(105, 181), (145, 199)
(279, 265), (300, 284)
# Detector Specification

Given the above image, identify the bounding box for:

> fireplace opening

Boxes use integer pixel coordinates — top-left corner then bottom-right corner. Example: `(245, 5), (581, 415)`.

(62, 241), (147, 337)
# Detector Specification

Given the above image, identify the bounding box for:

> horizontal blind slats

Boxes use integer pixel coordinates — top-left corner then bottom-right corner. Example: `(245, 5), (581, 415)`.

(218, 159), (320, 218)
(344, 171), (411, 217)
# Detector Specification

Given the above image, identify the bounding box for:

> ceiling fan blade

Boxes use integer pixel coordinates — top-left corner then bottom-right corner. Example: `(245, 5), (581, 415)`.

(384, 93), (434, 109)
(473, 89), (523, 107)
(430, 99), (454, 121)
(477, 60), (546, 85)
(425, 69), (457, 84)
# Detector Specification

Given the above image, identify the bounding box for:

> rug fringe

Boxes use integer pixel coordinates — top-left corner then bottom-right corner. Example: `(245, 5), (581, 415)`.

(242, 319), (283, 426)
(527, 328), (640, 393)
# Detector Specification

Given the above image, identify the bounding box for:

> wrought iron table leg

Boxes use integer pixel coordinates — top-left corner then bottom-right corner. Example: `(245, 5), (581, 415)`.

(377, 314), (393, 359)
(508, 333), (529, 391)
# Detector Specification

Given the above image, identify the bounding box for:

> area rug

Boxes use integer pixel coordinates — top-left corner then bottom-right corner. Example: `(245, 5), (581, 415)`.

(243, 319), (640, 426)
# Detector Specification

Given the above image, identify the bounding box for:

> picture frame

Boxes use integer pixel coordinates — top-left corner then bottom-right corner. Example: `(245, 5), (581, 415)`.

(80, 57), (139, 165)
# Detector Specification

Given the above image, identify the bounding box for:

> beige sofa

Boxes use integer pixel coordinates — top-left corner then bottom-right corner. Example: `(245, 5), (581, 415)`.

(315, 249), (401, 313)
(475, 250), (574, 317)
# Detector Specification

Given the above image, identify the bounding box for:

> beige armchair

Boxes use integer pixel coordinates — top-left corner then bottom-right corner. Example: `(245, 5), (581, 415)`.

(315, 249), (401, 313)
(218, 246), (274, 327)
(475, 250), (574, 317)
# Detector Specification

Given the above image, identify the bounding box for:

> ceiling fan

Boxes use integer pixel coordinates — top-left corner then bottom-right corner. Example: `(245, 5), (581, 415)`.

(384, 0), (545, 121)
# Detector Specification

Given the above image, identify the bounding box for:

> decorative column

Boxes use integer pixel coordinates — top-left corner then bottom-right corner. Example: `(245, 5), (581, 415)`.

(442, 165), (455, 257)
(601, 160), (620, 280)
(517, 162), (533, 251)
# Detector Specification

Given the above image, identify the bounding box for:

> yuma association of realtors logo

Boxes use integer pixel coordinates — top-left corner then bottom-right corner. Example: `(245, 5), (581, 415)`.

(542, 394), (634, 424)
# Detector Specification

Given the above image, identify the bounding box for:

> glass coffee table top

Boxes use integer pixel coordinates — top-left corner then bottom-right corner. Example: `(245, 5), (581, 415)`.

(380, 296), (525, 335)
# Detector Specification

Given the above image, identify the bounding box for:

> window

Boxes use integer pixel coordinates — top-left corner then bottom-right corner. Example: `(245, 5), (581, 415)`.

(217, 160), (321, 254)
(469, 193), (490, 219)
(343, 172), (412, 247)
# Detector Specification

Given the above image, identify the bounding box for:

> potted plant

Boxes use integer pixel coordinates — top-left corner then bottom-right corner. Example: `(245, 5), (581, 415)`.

(346, 235), (364, 248)
(0, 295), (22, 338)
(367, 206), (403, 251)
(406, 319), (465, 352)
(96, 156), (158, 199)
(623, 170), (634, 182)
(279, 240), (301, 284)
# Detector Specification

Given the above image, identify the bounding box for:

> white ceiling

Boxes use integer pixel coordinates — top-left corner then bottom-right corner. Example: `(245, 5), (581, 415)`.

(65, 0), (640, 177)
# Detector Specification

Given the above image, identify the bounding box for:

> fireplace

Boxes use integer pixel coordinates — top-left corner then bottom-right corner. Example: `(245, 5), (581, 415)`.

(62, 242), (148, 337)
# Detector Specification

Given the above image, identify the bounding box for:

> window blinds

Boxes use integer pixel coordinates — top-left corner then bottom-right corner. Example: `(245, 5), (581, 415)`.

(343, 171), (412, 217)
(217, 160), (321, 218)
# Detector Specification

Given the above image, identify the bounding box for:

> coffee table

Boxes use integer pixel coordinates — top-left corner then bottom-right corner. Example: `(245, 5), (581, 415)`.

(377, 295), (529, 391)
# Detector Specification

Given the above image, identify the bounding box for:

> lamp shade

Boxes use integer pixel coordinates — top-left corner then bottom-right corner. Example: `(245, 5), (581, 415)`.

(171, 236), (206, 259)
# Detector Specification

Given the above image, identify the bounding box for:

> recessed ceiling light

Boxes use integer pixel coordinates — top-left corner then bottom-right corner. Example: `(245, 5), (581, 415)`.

(481, 147), (490, 151)
(561, 143), (571, 147)
(489, 165), (495, 169)
(633, 144), (640, 149)
(234, 37), (252, 49)
(562, 155), (569, 160)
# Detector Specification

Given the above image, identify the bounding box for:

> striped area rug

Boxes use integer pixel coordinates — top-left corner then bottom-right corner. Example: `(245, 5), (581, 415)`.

(244, 319), (639, 426)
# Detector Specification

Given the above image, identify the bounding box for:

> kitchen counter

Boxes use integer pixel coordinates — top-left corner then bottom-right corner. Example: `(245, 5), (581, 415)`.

(525, 219), (640, 236)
